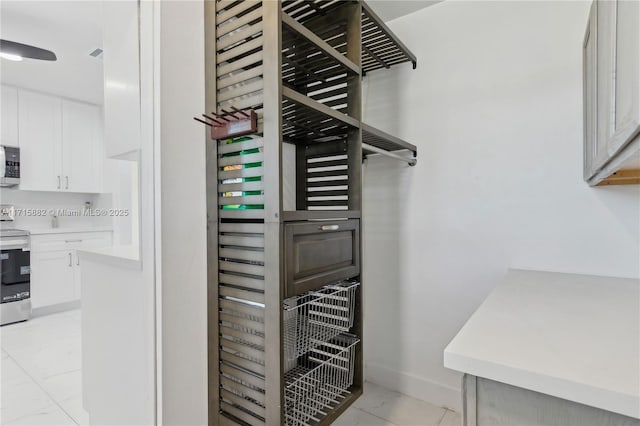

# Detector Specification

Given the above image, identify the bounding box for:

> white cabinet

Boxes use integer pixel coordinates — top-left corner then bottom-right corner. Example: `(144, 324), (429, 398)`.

(30, 250), (75, 309)
(30, 231), (112, 310)
(18, 90), (63, 191)
(584, 0), (640, 185)
(583, 4), (597, 179)
(1, 85), (19, 147)
(462, 375), (639, 426)
(62, 100), (103, 192)
(610, 0), (640, 155)
(594, 1), (615, 170)
(17, 89), (103, 193)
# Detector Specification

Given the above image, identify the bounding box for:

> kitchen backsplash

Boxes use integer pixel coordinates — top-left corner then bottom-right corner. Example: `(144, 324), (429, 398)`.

(0, 188), (113, 230)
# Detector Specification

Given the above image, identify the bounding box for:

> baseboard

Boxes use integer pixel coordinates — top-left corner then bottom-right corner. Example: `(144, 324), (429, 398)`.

(32, 300), (81, 318)
(365, 361), (462, 412)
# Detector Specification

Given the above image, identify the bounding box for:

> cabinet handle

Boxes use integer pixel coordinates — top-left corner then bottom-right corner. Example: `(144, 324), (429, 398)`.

(65, 239), (82, 243)
(57, 176), (61, 189)
(77, 255), (80, 266)
(319, 224), (339, 231)
(65, 176), (69, 189)
(68, 252), (72, 267)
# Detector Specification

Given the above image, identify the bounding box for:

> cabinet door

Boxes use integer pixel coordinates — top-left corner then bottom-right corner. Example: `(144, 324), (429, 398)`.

(584, 3), (597, 179)
(609, 0), (640, 155)
(1, 85), (19, 147)
(595, 0), (616, 171)
(284, 219), (360, 297)
(18, 90), (63, 191)
(62, 100), (103, 193)
(30, 250), (75, 309)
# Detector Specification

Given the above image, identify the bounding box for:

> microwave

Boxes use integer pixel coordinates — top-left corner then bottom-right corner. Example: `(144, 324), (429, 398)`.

(0, 146), (20, 187)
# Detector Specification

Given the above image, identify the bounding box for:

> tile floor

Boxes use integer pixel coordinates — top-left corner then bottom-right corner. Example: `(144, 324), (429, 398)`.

(1, 309), (460, 426)
(337, 383), (460, 426)
(1, 309), (87, 425)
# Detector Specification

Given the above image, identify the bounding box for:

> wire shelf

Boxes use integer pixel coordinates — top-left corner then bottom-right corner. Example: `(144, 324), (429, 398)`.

(284, 281), (359, 361)
(284, 334), (360, 426)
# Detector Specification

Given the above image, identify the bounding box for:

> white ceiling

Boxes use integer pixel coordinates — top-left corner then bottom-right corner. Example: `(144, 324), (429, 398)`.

(367, 0), (442, 22)
(0, 1), (103, 104)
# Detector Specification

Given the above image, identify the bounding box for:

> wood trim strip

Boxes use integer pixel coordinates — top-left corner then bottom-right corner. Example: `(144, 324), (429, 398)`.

(596, 169), (640, 185)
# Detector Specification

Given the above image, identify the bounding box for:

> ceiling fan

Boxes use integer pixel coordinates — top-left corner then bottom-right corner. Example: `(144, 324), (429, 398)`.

(0, 39), (57, 62)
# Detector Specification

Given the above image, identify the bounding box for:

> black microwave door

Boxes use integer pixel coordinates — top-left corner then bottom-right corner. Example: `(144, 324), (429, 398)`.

(1, 249), (31, 284)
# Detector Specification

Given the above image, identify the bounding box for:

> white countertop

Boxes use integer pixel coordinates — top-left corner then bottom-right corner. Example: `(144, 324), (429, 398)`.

(77, 245), (141, 270)
(444, 269), (640, 419)
(26, 226), (113, 235)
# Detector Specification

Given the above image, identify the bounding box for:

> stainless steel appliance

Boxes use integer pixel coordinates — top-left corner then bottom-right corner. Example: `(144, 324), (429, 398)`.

(1, 229), (31, 325)
(0, 145), (20, 187)
(0, 205), (30, 325)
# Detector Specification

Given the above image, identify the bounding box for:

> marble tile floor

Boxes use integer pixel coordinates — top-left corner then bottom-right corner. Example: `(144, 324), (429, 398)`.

(336, 382), (460, 426)
(1, 309), (88, 426)
(1, 309), (460, 426)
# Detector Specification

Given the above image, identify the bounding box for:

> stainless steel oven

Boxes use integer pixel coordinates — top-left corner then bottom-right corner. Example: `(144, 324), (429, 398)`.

(0, 228), (31, 325)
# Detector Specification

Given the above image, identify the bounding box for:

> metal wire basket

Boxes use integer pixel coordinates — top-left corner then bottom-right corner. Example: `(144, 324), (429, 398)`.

(283, 281), (359, 362)
(284, 334), (360, 426)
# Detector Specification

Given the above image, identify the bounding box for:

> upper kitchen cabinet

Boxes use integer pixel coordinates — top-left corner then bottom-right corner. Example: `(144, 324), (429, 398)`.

(18, 90), (63, 191)
(584, 0), (640, 186)
(1, 86), (19, 147)
(62, 100), (103, 193)
(18, 89), (103, 193)
(102, 0), (141, 160)
(611, 0), (640, 154)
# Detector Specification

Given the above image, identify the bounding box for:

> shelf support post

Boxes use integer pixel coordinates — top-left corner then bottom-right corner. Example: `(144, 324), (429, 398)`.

(262, 0), (284, 424)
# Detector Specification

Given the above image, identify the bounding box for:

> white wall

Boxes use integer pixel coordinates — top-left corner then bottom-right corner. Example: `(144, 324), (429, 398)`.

(157, 1), (207, 425)
(362, 0), (640, 411)
(0, 188), (110, 229)
(101, 159), (139, 246)
(81, 2), (156, 424)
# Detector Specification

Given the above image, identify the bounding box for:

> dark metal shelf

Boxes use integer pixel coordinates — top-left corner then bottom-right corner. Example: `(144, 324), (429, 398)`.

(281, 1), (418, 75)
(362, 123), (417, 164)
(282, 86), (359, 143)
(282, 13), (359, 79)
(281, 0), (346, 23)
(361, 2), (417, 74)
(281, 210), (361, 222)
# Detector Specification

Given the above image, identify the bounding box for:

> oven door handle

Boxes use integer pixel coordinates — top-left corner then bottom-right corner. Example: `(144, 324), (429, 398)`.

(0, 239), (30, 250)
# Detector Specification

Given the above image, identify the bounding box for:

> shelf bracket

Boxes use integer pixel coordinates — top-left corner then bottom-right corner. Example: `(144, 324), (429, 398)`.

(362, 143), (417, 166)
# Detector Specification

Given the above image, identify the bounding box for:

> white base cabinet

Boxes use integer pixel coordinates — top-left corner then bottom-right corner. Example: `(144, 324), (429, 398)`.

(30, 231), (112, 310)
(30, 250), (76, 309)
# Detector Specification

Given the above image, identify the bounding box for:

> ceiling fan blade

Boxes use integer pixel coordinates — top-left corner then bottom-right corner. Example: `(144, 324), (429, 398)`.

(0, 39), (57, 61)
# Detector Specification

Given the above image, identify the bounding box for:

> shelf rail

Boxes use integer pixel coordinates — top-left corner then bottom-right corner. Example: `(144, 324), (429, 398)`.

(362, 142), (417, 166)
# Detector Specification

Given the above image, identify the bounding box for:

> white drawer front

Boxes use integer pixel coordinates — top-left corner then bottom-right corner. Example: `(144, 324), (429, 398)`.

(31, 231), (112, 252)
